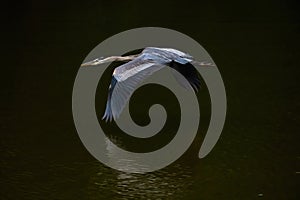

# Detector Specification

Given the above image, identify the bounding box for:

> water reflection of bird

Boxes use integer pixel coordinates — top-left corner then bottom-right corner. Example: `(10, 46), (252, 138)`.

(81, 47), (214, 122)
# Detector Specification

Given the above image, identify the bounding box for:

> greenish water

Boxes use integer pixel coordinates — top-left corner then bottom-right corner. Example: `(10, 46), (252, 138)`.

(1, 1), (299, 199)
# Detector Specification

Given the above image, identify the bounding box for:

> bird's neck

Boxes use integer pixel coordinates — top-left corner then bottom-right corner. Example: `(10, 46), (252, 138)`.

(114, 55), (139, 62)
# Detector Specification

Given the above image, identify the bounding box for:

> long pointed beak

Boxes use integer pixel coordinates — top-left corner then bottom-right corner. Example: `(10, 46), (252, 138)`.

(81, 60), (97, 67)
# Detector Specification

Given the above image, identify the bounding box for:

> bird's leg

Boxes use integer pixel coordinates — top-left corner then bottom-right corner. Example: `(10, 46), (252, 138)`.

(191, 61), (215, 67)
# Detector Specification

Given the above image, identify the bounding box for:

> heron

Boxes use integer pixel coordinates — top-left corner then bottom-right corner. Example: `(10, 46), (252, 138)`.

(81, 47), (214, 122)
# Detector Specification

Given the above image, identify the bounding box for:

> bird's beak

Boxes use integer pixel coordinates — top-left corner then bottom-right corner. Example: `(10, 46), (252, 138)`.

(81, 57), (106, 67)
(81, 59), (97, 67)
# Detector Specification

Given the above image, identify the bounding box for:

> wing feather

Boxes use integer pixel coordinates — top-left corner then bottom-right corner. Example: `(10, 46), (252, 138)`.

(103, 57), (166, 121)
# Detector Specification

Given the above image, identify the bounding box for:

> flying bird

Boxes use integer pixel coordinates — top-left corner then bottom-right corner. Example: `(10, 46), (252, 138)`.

(81, 47), (214, 122)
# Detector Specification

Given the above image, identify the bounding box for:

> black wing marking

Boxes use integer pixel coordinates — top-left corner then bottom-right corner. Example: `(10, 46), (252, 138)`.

(169, 61), (201, 92)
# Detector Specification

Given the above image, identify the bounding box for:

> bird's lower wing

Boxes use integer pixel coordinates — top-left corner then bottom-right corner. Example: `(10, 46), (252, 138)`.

(103, 60), (166, 121)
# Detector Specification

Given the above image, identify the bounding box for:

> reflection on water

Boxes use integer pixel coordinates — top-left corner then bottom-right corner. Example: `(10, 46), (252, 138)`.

(86, 137), (194, 199)
(3, 109), (298, 200)
(89, 163), (193, 200)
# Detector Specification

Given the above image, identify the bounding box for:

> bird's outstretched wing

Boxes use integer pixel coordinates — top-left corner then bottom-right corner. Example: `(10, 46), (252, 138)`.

(102, 57), (166, 122)
(169, 61), (201, 92)
(101, 47), (212, 122)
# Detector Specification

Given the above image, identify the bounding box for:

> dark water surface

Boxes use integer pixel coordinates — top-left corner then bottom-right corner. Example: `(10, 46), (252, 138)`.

(1, 1), (299, 199)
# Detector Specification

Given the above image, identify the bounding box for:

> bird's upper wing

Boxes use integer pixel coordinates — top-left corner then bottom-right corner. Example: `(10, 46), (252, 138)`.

(102, 56), (167, 121)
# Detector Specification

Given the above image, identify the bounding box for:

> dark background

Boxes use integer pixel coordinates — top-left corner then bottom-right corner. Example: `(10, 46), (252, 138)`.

(1, 0), (299, 199)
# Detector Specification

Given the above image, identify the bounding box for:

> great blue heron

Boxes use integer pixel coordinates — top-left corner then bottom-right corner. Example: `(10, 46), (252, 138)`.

(81, 47), (214, 122)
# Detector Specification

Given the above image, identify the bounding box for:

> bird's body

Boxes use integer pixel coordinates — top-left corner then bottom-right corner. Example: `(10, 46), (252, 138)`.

(81, 47), (214, 121)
